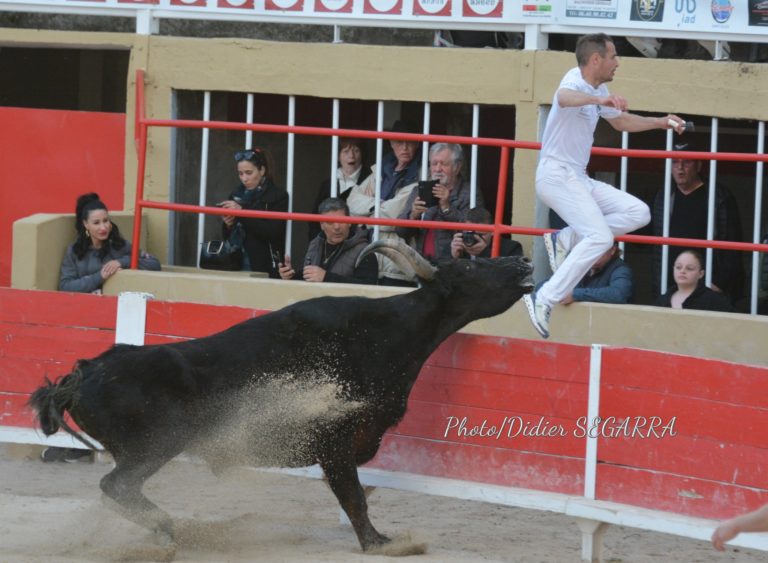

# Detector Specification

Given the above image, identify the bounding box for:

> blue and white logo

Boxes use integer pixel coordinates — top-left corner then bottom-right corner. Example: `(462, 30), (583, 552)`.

(711, 0), (733, 23)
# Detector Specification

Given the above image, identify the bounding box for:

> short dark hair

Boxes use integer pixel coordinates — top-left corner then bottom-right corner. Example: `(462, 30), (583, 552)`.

(575, 33), (613, 66)
(318, 197), (349, 216)
(466, 207), (492, 225)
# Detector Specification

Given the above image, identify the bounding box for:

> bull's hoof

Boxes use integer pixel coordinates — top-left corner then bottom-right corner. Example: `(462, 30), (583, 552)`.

(364, 533), (427, 556)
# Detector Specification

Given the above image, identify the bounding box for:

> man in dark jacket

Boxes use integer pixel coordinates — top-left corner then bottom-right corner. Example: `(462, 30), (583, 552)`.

(279, 198), (377, 285)
(651, 142), (744, 301)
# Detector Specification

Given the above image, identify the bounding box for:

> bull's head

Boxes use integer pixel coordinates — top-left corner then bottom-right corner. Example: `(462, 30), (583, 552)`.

(357, 238), (534, 318)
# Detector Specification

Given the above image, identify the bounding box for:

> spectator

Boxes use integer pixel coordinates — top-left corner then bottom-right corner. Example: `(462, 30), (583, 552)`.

(656, 249), (733, 312)
(279, 197), (377, 285)
(52, 192), (160, 463)
(712, 504), (768, 551)
(348, 120), (421, 286)
(59, 192), (160, 294)
(219, 147), (288, 277)
(397, 143), (483, 261)
(309, 137), (366, 241)
(561, 243), (633, 305)
(450, 207), (522, 260)
(651, 142), (744, 302)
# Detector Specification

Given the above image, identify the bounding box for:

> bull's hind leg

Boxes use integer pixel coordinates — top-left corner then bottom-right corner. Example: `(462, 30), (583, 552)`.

(320, 459), (389, 551)
(100, 455), (176, 543)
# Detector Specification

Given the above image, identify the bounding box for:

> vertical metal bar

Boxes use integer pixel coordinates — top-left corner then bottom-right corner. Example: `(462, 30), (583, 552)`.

(373, 101), (384, 240)
(470, 104), (479, 208)
(131, 69), (148, 269)
(661, 128), (674, 295)
(422, 102), (431, 181)
(245, 93), (254, 149)
(705, 117), (718, 288)
(195, 91), (211, 268)
(286, 95), (296, 257)
(333, 25), (342, 44)
(491, 146), (509, 258)
(331, 99), (340, 197)
(751, 121), (765, 315)
(619, 131), (629, 255)
(584, 344), (603, 501)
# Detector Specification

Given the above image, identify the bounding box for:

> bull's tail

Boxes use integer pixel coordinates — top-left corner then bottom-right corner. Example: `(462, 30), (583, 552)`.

(27, 362), (99, 450)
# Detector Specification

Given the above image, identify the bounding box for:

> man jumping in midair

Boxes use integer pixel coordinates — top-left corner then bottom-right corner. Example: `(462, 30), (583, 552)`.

(524, 32), (686, 339)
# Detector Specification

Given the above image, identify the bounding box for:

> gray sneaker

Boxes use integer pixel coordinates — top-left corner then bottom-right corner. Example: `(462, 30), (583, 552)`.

(523, 293), (551, 339)
(543, 231), (568, 273)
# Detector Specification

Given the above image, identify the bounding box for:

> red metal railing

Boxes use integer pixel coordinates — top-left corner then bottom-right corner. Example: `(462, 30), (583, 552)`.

(130, 69), (768, 270)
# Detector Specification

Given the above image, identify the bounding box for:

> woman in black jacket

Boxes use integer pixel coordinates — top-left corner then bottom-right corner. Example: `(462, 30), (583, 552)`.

(218, 147), (289, 276)
(656, 249), (733, 313)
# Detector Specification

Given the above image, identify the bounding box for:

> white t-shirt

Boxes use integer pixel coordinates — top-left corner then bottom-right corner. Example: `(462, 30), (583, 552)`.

(540, 66), (622, 171)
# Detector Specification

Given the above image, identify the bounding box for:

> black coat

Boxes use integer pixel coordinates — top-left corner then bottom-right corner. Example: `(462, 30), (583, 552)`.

(656, 282), (734, 313)
(225, 178), (289, 276)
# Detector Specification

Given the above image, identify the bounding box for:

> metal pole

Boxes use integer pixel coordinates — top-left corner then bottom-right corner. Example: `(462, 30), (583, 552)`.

(285, 95), (296, 258)
(245, 93), (254, 148)
(331, 99), (340, 197)
(373, 101), (384, 240)
(706, 117), (718, 288)
(751, 121), (765, 315)
(422, 102), (431, 180)
(661, 128), (673, 295)
(470, 104), (479, 208)
(195, 91), (211, 268)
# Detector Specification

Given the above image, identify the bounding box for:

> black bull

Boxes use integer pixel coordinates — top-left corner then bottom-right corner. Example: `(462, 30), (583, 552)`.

(29, 239), (533, 556)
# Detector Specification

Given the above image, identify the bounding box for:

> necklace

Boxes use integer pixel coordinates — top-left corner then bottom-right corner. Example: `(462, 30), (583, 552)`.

(323, 242), (342, 266)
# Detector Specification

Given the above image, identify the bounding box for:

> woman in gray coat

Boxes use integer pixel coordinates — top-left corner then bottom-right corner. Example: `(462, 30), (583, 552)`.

(58, 192), (160, 294)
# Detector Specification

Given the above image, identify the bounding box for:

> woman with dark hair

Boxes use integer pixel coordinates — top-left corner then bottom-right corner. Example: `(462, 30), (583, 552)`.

(309, 138), (366, 241)
(656, 249), (733, 312)
(218, 147), (289, 276)
(58, 193), (160, 294)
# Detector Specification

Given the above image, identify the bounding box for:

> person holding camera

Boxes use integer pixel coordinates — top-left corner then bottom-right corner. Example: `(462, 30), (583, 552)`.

(450, 207), (522, 260)
(397, 142), (483, 262)
(218, 147), (289, 277)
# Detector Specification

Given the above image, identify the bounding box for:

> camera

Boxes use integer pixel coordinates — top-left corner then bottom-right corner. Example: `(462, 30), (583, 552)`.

(462, 231), (479, 246)
(417, 179), (440, 208)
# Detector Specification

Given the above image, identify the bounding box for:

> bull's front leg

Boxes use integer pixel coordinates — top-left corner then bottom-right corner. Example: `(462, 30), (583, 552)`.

(319, 458), (389, 551)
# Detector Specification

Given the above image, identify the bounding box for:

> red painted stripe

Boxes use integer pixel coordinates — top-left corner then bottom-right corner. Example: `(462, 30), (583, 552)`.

(596, 464), (768, 520)
(427, 334), (590, 383)
(0, 356), (67, 393)
(600, 386), (767, 448)
(0, 288), (116, 329)
(0, 392), (37, 427)
(369, 433), (584, 494)
(602, 347), (768, 407)
(598, 433), (768, 490)
(410, 364), (588, 418)
(394, 399), (585, 457)
(145, 301), (267, 338)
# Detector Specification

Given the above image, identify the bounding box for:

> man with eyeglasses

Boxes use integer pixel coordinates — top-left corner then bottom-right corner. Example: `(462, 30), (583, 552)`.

(348, 120), (422, 286)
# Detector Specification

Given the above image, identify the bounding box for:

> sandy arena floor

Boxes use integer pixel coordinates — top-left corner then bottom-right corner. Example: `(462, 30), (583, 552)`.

(0, 445), (763, 563)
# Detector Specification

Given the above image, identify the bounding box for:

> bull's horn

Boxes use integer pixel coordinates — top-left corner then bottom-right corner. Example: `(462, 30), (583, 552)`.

(356, 238), (437, 281)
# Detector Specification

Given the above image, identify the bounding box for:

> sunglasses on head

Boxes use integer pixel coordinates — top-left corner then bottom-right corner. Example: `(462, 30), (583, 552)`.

(234, 149), (263, 162)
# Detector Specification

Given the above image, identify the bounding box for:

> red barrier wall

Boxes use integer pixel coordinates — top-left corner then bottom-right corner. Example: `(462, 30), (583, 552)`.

(1, 287), (765, 521)
(0, 107), (126, 287)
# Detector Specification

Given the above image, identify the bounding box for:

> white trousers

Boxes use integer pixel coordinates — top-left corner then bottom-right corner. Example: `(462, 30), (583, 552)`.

(536, 158), (650, 307)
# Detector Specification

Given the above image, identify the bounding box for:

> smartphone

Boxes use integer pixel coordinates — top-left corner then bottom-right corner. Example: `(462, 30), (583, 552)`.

(417, 179), (439, 208)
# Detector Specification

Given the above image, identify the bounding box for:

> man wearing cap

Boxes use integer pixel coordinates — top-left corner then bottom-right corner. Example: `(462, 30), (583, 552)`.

(348, 119), (422, 286)
(651, 142), (744, 302)
(523, 32), (685, 339)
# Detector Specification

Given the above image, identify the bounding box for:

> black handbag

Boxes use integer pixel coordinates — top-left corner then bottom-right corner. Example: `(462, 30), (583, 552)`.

(199, 240), (244, 271)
